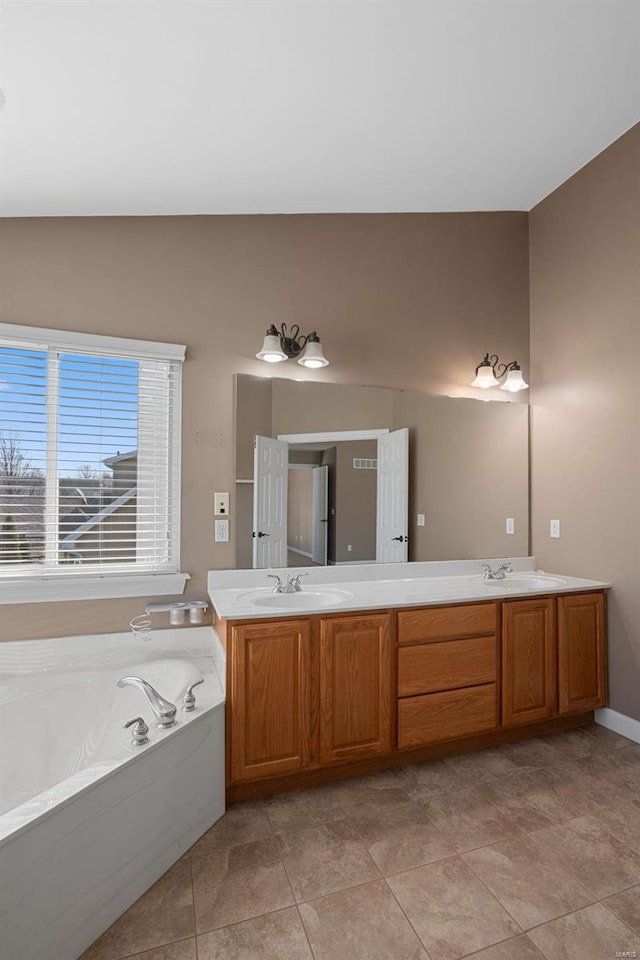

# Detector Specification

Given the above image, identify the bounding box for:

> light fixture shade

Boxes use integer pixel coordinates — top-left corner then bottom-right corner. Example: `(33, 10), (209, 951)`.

(500, 367), (529, 392)
(298, 338), (329, 369)
(256, 332), (287, 363)
(471, 364), (499, 389)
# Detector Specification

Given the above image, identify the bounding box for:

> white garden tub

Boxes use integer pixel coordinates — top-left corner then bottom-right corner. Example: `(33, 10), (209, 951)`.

(0, 626), (226, 960)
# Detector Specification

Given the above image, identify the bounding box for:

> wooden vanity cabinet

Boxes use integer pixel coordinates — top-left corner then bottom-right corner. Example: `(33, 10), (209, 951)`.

(558, 592), (606, 714)
(501, 591), (606, 726)
(319, 613), (393, 763)
(501, 597), (557, 726)
(228, 618), (313, 783)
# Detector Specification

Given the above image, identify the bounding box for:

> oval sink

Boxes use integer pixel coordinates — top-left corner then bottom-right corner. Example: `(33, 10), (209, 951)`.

(237, 588), (354, 610)
(477, 575), (566, 590)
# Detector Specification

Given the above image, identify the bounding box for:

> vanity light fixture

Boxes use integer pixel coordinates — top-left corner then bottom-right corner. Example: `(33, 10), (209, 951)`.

(256, 324), (330, 368)
(471, 354), (529, 392)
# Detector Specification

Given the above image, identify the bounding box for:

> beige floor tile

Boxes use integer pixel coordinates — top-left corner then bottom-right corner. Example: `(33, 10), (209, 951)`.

(263, 784), (347, 834)
(530, 815), (640, 898)
(607, 744), (640, 792)
(299, 879), (428, 960)
(463, 835), (594, 929)
(592, 797), (640, 856)
(584, 722), (636, 751)
(542, 727), (600, 762)
(387, 856), (521, 960)
(197, 907), (313, 960)
(528, 902), (640, 960)
(442, 747), (520, 786)
(498, 736), (563, 770)
(405, 758), (466, 801)
(604, 885), (640, 934)
(357, 816), (456, 876)
(192, 836), (294, 933)
(127, 940), (197, 960)
(461, 934), (545, 959)
(419, 785), (522, 853)
(81, 859), (194, 960)
(484, 769), (575, 832)
(277, 819), (380, 901)
(188, 800), (272, 857)
(544, 756), (636, 815)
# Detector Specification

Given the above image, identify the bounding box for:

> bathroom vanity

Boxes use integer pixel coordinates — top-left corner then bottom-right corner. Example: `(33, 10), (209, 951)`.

(208, 560), (608, 802)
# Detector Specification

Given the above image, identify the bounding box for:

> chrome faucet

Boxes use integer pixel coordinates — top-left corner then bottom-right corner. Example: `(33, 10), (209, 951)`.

(117, 676), (178, 728)
(268, 573), (309, 594)
(480, 562), (514, 581)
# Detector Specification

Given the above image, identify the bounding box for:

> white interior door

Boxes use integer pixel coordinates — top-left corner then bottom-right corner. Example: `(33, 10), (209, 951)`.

(311, 465), (329, 565)
(376, 428), (409, 562)
(253, 436), (288, 568)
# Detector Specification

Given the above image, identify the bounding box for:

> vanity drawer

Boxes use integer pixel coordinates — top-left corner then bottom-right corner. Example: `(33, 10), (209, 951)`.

(398, 636), (496, 697)
(398, 603), (496, 644)
(398, 683), (497, 749)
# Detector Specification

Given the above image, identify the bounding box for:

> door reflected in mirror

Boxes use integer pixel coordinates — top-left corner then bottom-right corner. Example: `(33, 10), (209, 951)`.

(235, 375), (529, 570)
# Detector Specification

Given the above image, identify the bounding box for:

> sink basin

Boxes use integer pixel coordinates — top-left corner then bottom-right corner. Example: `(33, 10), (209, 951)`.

(476, 574), (566, 590)
(237, 588), (354, 610)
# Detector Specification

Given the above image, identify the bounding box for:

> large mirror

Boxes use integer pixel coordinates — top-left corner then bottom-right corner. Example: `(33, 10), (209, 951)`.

(235, 375), (529, 569)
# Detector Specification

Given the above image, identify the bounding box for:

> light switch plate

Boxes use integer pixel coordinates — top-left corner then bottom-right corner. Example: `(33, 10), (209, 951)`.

(214, 492), (229, 516)
(215, 518), (230, 542)
(417, 514), (425, 527)
(506, 517), (515, 535)
(550, 519), (561, 539)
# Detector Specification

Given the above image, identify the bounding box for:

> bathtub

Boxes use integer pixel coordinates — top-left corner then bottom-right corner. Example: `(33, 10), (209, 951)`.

(0, 626), (226, 960)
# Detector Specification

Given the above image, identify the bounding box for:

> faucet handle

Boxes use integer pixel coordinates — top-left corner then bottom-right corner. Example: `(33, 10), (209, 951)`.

(267, 574), (283, 592)
(183, 678), (204, 712)
(123, 716), (150, 745)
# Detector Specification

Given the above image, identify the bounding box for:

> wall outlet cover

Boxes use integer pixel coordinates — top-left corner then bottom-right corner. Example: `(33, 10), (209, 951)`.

(417, 514), (425, 526)
(215, 518), (230, 542)
(550, 519), (561, 539)
(214, 492), (229, 516)
(506, 517), (515, 535)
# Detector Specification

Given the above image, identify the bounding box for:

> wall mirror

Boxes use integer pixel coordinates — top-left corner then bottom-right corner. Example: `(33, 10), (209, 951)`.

(235, 375), (529, 570)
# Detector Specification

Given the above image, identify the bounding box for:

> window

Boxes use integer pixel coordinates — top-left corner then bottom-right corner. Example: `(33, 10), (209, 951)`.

(0, 323), (187, 602)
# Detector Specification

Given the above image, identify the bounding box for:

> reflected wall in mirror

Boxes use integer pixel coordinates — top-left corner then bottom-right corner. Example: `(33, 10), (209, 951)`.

(235, 375), (529, 569)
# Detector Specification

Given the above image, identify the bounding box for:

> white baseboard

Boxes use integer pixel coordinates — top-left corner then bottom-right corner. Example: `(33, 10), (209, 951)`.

(594, 707), (640, 744)
(287, 546), (313, 559)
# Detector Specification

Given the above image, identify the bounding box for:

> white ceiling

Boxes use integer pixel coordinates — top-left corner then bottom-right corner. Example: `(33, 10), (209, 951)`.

(1, 0), (639, 217)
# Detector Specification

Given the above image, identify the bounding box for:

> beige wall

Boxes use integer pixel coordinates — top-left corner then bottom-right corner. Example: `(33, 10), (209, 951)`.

(393, 393), (529, 561)
(529, 123), (640, 720)
(334, 440), (378, 563)
(287, 468), (314, 554)
(0, 212), (529, 640)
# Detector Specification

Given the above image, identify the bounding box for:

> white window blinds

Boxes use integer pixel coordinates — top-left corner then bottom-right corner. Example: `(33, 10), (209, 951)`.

(0, 326), (184, 581)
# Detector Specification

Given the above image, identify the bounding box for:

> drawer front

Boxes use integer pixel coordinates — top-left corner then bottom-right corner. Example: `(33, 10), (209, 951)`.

(398, 684), (497, 749)
(398, 636), (496, 697)
(398, 603), (496, 644)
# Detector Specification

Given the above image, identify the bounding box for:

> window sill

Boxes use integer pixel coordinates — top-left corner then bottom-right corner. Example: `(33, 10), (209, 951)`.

(0, 573), (190, 605)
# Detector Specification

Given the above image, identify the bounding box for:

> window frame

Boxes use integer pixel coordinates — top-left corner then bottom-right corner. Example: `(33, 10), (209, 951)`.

(0, 322), (188, 604)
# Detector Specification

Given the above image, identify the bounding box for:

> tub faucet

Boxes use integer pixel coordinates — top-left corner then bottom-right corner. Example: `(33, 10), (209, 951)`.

(117, 676), (177, 728)
(480, 562), (513, 581)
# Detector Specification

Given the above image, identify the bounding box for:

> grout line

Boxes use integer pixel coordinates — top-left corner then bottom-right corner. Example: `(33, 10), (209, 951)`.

(189, 852), (198, 960)
(114, 936), (197, 960)
(295, 904), (320, 960)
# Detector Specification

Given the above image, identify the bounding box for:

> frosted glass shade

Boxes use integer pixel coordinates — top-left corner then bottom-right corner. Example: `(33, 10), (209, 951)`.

(256, 333), (287, 363)
(471, 364), (499, 389)
(298, 339), (329, 368)
(500, 367), (529, 392)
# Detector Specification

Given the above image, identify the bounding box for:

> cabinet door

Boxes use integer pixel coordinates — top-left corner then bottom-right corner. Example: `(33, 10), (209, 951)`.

(502, 598), (556, 726)
(229, 620), (312, 783)
(558, 592), (606, 714)
(319, 613), (392, 763)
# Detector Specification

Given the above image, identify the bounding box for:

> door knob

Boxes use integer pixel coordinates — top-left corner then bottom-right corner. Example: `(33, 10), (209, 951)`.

(391, 535), (408, 543)
(252, 531), (270, 538)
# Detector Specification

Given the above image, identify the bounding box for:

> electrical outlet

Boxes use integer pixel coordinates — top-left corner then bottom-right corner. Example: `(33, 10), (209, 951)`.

(214, 492), (229, 516)
(550, 519), (561, 539)
(214, 518), (230, 542)
(417, 513), (425, 527)
(506, 517), (515, 535)
(347, 544), (352, 552)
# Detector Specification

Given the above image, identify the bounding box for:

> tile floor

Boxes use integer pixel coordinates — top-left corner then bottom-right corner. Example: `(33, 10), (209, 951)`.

(82, 725), (640, 960)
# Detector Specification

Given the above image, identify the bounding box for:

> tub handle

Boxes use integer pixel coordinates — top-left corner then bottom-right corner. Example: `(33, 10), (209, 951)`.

(124, 716), (150, 746)
(183, 678), (204, 712)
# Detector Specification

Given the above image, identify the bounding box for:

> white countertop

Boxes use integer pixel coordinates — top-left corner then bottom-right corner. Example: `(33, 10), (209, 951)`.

(208, 558), (610, 621)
